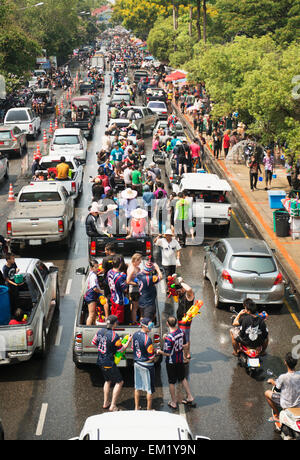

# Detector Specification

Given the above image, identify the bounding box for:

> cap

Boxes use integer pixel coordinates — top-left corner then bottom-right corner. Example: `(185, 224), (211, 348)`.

(164, 229), (173, 236)
(140, 318), (154, 330)
(106, 315), (118, 328)
(143, 261), (154, 273)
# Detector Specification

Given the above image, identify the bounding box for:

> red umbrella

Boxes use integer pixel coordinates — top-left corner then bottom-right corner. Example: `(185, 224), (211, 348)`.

(165, 71), (187, 82)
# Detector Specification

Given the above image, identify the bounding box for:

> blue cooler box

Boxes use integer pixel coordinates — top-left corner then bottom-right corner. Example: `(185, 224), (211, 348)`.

(268, 191), (286, 209)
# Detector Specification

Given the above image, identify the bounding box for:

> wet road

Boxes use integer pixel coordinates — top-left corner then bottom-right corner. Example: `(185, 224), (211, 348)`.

(0, 70), (299, 440)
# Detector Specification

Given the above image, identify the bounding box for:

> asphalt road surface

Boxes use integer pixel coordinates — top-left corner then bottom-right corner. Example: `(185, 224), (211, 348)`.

(0, 70), (299, 440)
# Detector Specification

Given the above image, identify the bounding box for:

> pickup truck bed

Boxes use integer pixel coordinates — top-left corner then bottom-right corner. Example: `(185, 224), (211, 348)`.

(89, 235), (153, 259)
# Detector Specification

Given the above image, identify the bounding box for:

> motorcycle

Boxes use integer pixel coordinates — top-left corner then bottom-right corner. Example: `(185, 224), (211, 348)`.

(153, 145), (167, 164)
(267, 370), (300, 440)
(230, 307), (268, 377)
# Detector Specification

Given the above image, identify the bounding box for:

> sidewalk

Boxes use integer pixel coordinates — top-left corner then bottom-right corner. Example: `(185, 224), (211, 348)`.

(172, 100), (300, 296)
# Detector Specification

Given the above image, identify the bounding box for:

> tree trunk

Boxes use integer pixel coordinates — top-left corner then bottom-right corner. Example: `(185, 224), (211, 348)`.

(172, 1), (178, 31)
(203, 0), (207, 43)
(189, 6), (193, 37)
(196, 0), (201, 42)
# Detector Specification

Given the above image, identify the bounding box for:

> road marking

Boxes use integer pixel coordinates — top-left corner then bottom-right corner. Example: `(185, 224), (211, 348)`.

(284, 299), (300, 330)
(36, 403), (48, 436)
(65, 279), (73, 296)
(231, 209), (249, 239)
(178, 403), (187, 420)
(55, 326), (63, 346)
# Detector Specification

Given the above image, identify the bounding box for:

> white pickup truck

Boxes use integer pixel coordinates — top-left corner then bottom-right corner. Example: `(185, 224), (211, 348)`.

(0, 258), (59, 365)
(172, 173), (232, 235)
(38, 155), (84, 201)
(4, 108), (41, 140)
(7, 182), (75, 252)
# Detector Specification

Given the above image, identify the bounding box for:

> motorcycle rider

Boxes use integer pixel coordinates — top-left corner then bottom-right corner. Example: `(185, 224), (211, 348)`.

(265, 352), (300, 424)
(230, 298), (269, 357)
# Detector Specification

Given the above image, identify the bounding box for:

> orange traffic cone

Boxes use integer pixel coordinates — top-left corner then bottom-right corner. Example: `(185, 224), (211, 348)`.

(7, 183), (15, 202)
(36, 143), (41, 157)
(49, 121), (53, 135)
(55, 119), (58, 130)
(60, 100), (64, 110)
(43, 129), (47, 145)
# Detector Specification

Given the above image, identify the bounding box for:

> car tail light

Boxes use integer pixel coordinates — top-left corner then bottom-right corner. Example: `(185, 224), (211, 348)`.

(153, 334), (160, 344)
(222, 270), (233, 284)
(146, 241), (152, 255)
(296, 421), (300, 430)
(71, 182), (76, 194)
(29, 124), (33, 132)
(75, 333), (82, 344)
(7, 222), (12, 236)
(228, 207), (232, 217)
(274, 273), (283, 285)
(88, 123), (91, 129)
(11, 131), (17, 142)
(91, 111), (94, 115)
(90, 240), (96, 256)
(26, 330), (34, 347)
(51, 144), (54, 151)
(58, 219), (64, 233)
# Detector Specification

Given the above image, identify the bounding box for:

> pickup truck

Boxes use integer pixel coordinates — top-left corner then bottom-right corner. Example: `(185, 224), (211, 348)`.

(0, 257), (59, 365)
(62, 108), (94, 140)
(108, 106), (158, 137)
(7, 182), (75, 252)
(4, 108), (41, 140)
(38, 155), (84, 201)
(171, 173), (232, 235)
(73, 249), (162, 370)
(32, 88), (56, 114)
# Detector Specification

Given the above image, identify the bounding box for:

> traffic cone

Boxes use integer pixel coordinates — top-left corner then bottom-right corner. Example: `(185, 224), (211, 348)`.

(60, 100), (64, 110)
(7, 183), (15, 202)
(49, 121), (53, 135)
(43, 129), (47, 145)
(55, 119), (58, 130)
(36, 143), (41, 157)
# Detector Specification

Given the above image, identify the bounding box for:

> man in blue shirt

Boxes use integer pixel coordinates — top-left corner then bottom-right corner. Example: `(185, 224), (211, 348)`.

(136, 260), (163, 321)
(110, 144), (124, 166)
(92, 315), (132, 412)
(132, 318), (156, 410)
(157, 316), (195, 410)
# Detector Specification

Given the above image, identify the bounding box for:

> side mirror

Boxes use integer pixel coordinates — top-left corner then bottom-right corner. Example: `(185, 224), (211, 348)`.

(203, 245), (211, 252)
(76, 267), (87, 276)
(49, 266), (59, 274)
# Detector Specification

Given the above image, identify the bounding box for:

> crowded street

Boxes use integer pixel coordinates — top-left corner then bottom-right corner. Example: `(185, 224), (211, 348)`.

(0, 6), (300, 444)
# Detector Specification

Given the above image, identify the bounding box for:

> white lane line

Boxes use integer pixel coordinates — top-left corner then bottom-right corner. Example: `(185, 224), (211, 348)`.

(178, 403), (187, 420)
(55, 326), (63, 346)
(65, 279), (73, 296)
(36, 403), (48, 436)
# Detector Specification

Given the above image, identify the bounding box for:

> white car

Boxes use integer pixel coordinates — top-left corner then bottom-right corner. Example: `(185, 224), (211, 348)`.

(0, 154), (9, 182)
(71, 411), (208, 441)
(50, 128), (88, 163)
(147, 101), (168, 120)
(4, 108), (41, 140)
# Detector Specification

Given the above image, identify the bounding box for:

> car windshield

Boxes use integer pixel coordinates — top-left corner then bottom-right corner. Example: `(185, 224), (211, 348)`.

(149, 102), (166, 109)
(0, 131), (11, 140)
(19, 192), (62, 202)
(54, 136), (80, 145)
(5, 110), (29, 122)
(229, 256), (276, 274)
(113, 96), (130, 102)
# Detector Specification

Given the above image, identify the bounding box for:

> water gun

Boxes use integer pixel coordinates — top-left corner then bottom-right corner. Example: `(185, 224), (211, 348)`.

(181, 301), (204, 323)
(257, 311), (269, 320)
(114, 335), (130, 365)
(167, 276), (179, 302)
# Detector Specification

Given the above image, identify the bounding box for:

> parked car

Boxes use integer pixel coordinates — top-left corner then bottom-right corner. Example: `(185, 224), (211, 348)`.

(147, 101), (168, 120)
(0, 154), (9, 182)
(7, 182), (75, 252)
(70, 411), (208, 440)
(4, 108), (41, 140)
(0, 257), (60, 365)
(0, 125), (28, 157)
(203, 238), (285, 309)
(50, 128), (88, 162)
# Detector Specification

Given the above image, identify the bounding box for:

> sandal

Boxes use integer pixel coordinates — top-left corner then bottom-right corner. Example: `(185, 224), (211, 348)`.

(182, 399), (197, 408)
(109, 407), (121, 412)
(168, 402), (178, 410)
(268, 416), (280, 423)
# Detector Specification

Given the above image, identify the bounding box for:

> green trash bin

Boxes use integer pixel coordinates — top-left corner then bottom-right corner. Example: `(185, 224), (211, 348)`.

(273, 210), (290, 237)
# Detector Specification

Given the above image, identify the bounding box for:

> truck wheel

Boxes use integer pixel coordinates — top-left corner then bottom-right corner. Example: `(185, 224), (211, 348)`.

(55, 285), (60, 312)
(36, 324), (49, 359)
(222, 222), (231, 236)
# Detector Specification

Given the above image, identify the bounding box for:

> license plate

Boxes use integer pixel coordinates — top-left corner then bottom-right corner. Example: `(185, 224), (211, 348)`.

(29, 240), (42, 246)
(247, 294), (260, 300)
(247, 358), (260, 368)
(202, 218), (212, 223)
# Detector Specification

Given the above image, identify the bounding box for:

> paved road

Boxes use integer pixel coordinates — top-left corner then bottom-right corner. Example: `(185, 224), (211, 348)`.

(0, 70), (299, 440)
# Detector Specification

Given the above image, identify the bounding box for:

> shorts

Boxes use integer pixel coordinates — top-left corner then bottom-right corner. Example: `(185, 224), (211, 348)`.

(111, 299), (125, 324)
(84, 289), (98, 304)
(166, 362), (186, 385)
(178, 322), (191, 343)
(271, 391), (282, 408)
(134, 362), (155, 394)
(100, 364), (123, 384)
(192, 157), (200, 169)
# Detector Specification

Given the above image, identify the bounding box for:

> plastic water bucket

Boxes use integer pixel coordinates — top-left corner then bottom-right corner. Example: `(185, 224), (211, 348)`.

(0, 286), (11, 325)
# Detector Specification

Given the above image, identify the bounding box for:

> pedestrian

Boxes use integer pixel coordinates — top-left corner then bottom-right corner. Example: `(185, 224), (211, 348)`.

(136, 259), (163, 321)
(223, 129), (231, 158)
(285, 159), (293, 188)
(263, 149), (275, 190)
(92, 315), (132, 412)
(176, 278), (195, 361)
(157, 316), (195, 410)
(84, 259), (102, 326)
(132, 318), (156, 411)
(154, 190), (168, 235)
(174, 192), (193, 247)
(212, 128), (222, 160)
(247, 155), (262, 192)
(154, 230), (181, 279)
(127, 253), (142, 324)
(190, 138), (201, 172)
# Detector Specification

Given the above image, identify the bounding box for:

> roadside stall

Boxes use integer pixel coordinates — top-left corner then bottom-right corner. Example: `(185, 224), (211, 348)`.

(281, 196), (300, 240)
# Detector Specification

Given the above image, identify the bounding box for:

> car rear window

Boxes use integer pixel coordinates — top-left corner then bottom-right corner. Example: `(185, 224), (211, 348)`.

(0, 131), (11, 140)
(54, 135), (80, 145)
(149, 102), (167, 109)
(5, 110), (29, 122)
(19, 192), (62, 202)
(188, 191), (227, 203)
(229, 256), (276, 274)
(72, 100), (91, 108)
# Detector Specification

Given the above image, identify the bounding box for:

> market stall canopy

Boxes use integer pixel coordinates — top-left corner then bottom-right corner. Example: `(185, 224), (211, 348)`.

(165, 71), (187, 82)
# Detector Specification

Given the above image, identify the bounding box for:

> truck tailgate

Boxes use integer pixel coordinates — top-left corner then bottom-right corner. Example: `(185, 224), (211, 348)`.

(0, 326), (27, 356)
(90, 236), (153, 258)
(192, 202), (231, 220)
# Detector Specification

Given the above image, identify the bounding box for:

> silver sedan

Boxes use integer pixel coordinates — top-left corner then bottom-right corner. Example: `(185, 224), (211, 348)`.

(203, 238), (285, 309)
